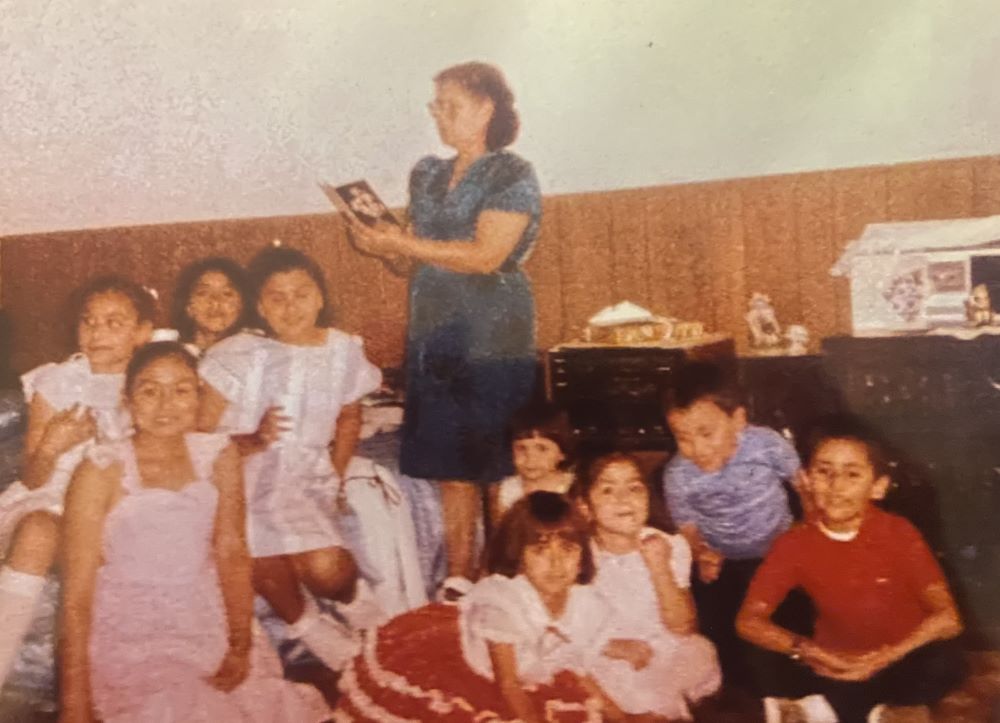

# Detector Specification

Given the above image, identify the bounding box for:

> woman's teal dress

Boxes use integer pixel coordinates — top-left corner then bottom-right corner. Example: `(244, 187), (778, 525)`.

(399, 150), (541, 483)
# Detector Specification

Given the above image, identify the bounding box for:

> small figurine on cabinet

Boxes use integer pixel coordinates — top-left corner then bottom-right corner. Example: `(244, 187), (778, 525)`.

(785, 324), (809, 355)
(745, 292), (782, 348)
(965, 283), (994, 327)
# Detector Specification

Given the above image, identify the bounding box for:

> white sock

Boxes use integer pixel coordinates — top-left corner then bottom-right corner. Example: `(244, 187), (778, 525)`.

(287, 595), (360, 671)
(0, 567), (46, 686)
(800, 694), (838, 723)
(336, 579), (387, 632)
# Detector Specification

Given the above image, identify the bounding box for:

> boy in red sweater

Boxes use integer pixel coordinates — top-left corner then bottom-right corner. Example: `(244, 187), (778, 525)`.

(736, 417), (965, 723)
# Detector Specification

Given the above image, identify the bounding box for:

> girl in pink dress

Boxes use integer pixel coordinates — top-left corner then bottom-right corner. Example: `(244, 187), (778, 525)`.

(59, 342), (329, 723)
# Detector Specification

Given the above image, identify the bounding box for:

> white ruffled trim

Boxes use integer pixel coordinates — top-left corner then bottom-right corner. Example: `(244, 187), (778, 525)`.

(337, 628), (601, 722)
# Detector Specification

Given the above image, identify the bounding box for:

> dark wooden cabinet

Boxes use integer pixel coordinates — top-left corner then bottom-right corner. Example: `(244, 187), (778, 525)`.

(544, 336), (735, 453)
(822, 335), (1000, 648)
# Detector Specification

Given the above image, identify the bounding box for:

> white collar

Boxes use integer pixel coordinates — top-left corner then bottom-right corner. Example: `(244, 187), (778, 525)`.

(817, 521), (859, 542)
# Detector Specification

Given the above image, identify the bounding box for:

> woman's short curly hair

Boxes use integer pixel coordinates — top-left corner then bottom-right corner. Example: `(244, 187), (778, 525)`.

(435, 61), (519, 150)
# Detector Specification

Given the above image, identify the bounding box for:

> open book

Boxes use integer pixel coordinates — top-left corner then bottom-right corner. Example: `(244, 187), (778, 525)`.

(318, 180), (400, 228)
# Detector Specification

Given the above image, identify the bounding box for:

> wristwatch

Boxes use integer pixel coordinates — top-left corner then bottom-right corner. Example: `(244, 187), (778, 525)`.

(789, 636), (805, 662)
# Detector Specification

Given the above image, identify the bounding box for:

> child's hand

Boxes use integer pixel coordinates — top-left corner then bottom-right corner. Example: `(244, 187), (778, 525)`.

(601, 638), (654, 670)
(40, 405), (97, 456)
(257, 406), (292, 446)
(638, 533), (674, 573)
(814, 645), (897, 682)
(206, 645), (251, 692)
(695, 546), (723, 583)
(800, 642), (864, 679)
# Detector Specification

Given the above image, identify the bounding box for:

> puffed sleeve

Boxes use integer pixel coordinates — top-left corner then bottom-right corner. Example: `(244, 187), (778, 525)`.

(21, 357), (82, 409)
(340, 333), (382, 405)
(481, 154), (541, 217)
(198, 333), (271, 432)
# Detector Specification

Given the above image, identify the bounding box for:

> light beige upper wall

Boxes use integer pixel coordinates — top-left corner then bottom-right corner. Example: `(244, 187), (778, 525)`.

(2, 0), (999, 237)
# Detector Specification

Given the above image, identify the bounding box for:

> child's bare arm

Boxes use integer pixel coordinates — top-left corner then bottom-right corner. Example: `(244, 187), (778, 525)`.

(487, 642), (542, 723)
(209, 443), (253, 691)
(60, 459), (117, 721)
(736, 596), (855, 678)
(577, 675), (627, 722)
(22, 395), (96, 490)
(330, 402), (363, 479)
(640, 534), (697, 634)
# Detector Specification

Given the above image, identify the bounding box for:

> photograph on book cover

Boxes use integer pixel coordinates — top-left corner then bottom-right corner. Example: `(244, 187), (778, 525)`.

(319, 180), (400, 228)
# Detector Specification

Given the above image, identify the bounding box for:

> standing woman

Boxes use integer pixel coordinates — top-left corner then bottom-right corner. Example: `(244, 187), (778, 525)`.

(350, 62), (541, 598)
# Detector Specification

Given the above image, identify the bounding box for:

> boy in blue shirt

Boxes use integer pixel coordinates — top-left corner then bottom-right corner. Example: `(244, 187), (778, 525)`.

(662, 361), (805, 686)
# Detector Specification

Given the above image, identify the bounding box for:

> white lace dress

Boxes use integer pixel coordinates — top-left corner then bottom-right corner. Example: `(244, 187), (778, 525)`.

(199, 329), (382, 556)
(0, 354), (131, 552)
(590, 528), (722, 719)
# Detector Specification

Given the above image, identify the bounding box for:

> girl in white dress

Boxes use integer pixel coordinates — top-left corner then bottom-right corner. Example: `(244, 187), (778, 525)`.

(0, 276), (154, 687)
(491, 402), (575, 529)
(580, 452), (722, 721)
(199, 245), (382, 671)
(335, 491), (630, 722)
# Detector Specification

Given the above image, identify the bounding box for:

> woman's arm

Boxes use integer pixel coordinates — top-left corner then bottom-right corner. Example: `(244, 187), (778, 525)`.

(23, 395), (96, 490)
(487, 641), (542, 723)
(208, 442), (253, 691)
(349, 209), (530, 275)
(60, 459), (117, 722)
(639, 534), (697, 634)
(330, 402), (363, 479)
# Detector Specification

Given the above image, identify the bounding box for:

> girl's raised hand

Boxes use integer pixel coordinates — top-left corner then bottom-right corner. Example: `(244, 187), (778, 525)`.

(40, 405), (97, 456)
(257, 406), (292, 446)
(206, 645), (251, 692)
(638, 533), (673, 572)
(695, 546), (723, 584)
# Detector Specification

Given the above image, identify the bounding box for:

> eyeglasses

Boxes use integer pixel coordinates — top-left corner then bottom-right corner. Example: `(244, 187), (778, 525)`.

(427, 100), (460, 116)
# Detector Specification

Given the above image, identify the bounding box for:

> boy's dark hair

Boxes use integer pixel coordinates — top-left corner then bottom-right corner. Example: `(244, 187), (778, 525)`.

(487, 491), (594, 583)
(661, 361), (744, 414)
(799, 414), (891, 479)
(171, 256), (250, 343)
(246, 245), (332, 331)
(509, 402), (574, 462)
(125, 341), (199, 396)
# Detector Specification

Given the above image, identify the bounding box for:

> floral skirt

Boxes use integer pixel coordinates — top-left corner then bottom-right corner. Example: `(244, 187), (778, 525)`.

(333, 604), (599, 722)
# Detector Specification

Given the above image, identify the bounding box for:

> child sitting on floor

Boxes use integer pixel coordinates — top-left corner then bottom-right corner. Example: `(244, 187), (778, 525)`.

(0, 276), (154, 688)
(661, 361), (805, 686)
(491, 402), (575, 527)
(736, 415), (965, 723)
(580, 452), (721, 720)
(336, 491), (639, 722)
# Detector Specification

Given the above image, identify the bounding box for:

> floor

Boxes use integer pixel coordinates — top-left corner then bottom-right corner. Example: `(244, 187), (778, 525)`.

(3, 652), (999, 722)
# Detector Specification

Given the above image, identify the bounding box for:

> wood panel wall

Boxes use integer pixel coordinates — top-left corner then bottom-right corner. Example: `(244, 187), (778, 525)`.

(3, 154), (1000, 375)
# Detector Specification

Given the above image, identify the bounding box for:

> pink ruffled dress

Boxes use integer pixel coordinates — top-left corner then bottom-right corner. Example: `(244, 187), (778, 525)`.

(87, 433), (330, 723)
